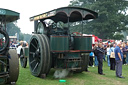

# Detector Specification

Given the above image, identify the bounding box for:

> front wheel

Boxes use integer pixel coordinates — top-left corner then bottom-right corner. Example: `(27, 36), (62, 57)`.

(6, 49), (19, 84)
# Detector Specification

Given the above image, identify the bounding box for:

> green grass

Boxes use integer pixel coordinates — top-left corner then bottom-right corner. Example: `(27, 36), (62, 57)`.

(16, 61), (128, 85)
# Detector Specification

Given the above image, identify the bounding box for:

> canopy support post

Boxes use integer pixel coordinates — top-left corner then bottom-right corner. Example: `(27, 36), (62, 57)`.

(34, 20), (38, 33)
(81, 18), (83, 36)
(68, 16), (70, 34)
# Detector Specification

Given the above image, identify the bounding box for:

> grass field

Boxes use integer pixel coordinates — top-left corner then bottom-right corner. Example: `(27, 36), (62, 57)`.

(16, 61), (128, 85)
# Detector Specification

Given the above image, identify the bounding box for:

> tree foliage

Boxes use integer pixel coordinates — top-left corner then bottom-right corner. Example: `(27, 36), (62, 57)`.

(6, 22), (21, 36)
(19, 33), (24, 41)
(69, 0), (128, 39)
(23, 33), (32, 43)
(6, 22), (32, 42)
(6, 22), (26, 41)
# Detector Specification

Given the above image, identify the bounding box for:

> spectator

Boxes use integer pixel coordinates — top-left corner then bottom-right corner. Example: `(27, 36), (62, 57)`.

(115, 42), (124, 78)
(17, 43), (23, 58)
(110, 44), (116, 70)
(125, 42), (128, 65)
(26, 42), (29, 47)
(103, 44), (107, 62)
(122, 43), (127, 65)
(107, 44), (111, 67)
(11, 43), (15, 47)
(93, 42), (98, 66)
(89, 52), (94, 67)
(96, 42), (105, 75)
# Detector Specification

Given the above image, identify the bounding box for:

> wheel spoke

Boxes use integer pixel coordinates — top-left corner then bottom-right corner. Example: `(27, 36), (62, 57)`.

(20, 55), (24, 58)
(32, 63), (39, 72)
(30, 60), (36, 65)
(30, 52), (35, 58)
(31, 42), (38, 50)
(34, 38), (38, 46)
(30, 52), (35, 55)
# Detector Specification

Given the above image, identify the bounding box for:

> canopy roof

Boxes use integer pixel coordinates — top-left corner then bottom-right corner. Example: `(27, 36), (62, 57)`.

(0, 8), (20, 23)
(30, 7), (98, 23)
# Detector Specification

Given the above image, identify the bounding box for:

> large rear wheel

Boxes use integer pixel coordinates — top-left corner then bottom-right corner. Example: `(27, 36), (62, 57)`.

(29, 34), (51, 77)
(6, 49), (19, 84)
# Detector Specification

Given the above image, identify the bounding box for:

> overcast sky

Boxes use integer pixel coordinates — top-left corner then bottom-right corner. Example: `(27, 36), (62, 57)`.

(1, 0), (72, 34)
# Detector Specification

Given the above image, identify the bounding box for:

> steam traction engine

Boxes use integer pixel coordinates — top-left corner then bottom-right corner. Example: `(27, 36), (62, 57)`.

(28, 7), (98, 77)
(0, 8), (19, 84)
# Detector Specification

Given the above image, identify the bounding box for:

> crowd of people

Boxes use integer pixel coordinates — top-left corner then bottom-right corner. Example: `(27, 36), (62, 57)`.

(89, 41), (128, 78)
(10, 41), (28, 58)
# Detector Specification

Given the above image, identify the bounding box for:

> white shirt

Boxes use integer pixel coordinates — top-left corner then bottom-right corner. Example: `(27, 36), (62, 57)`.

(107, 47), (110, 55)
(17, 46), (22, 54)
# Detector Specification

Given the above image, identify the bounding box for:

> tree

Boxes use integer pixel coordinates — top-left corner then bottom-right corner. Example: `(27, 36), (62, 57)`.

(23, 33), (32, 43)
(6, 22), (21, 36)
(5, 22), (32, 42)
(113, 32), (124, 40)
(6, 22), (26, 41)
(19, 33), (24, 41)
(69, 0), (128, 39)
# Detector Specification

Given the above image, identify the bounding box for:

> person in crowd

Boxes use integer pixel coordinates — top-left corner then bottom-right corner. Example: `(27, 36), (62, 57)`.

(122, 43), (127, 65)
(85, 53), (90, 72)
(89, 52), (94, 67)
(11, 43), (15, 47)
(93, 42), (98, 66)
(103, 44), (107, 62)
(109, 43), (116, 70)
(107, 44), (111, 66)
(17, 42), (23, 58)
(26, 42), (29, 47)
(115, 42), (124, 78)
(125, 42), (128, 65)
(96, 42), (105, 75)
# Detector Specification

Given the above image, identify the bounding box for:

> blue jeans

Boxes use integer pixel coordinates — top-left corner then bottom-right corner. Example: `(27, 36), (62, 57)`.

(107, 55), (110, 66)
(103, 55), (106, 61)
(126, 53), (128, 64)
(95, 56), (98, 66)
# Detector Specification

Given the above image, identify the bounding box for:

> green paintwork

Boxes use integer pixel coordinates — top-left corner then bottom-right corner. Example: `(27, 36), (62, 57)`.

(50, 35), (69, 52)
(55, 53), (81, 69)
(30, 7), (98, 23)
(24, 47), (29, 58)
(65, 53), (80, 68)
(74, 36), (92, 52)
(0, 78), (5, 84)
(56, 53), (89, 71)
(0, 8), (20, 22)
